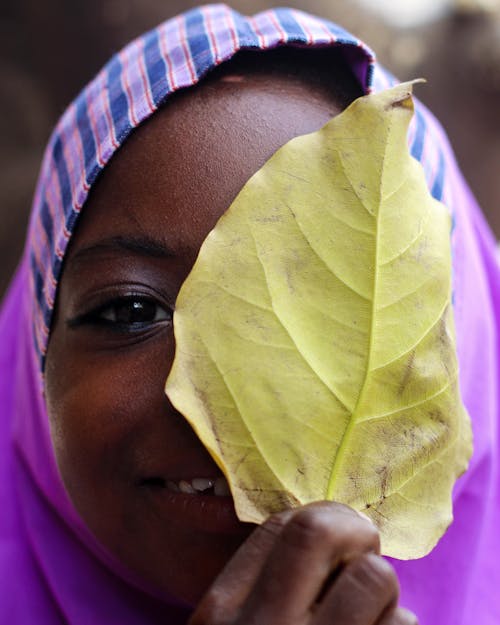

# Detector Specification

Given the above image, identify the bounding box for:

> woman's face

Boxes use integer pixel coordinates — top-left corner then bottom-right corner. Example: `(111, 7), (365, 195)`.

(45, 57), (346, 605)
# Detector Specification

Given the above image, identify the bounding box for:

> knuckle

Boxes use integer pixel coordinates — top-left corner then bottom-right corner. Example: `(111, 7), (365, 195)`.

(281, 504), (380, 554)
(344, 553), (399, 600)
(283, 507), (339, 550)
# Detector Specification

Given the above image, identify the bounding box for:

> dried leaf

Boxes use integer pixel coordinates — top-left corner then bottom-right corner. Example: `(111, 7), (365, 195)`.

(165, 82), (472, 559)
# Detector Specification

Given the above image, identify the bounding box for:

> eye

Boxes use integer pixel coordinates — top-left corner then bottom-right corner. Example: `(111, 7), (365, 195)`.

(98, 298), (170, 326)
(70, 296), (172, 332)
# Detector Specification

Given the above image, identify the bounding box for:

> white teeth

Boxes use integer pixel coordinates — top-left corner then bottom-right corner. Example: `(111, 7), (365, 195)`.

(192, 478), (215, 492)
(178, 480), (196, 494)
(214, 477), (231, 496)
(165, 477), (231, 496)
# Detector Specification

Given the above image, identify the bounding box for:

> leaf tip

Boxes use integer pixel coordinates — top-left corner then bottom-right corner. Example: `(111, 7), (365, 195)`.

(384, 78), (427, 111)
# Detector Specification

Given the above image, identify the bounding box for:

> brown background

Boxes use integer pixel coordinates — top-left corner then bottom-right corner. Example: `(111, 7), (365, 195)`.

(1, 0), (499, 297)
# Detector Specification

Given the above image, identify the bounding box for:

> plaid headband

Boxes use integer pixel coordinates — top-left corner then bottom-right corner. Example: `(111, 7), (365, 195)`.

(27, 4), (446, 370)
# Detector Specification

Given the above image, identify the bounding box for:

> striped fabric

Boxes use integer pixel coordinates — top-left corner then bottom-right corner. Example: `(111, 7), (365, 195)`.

(28, 3), (449, 369)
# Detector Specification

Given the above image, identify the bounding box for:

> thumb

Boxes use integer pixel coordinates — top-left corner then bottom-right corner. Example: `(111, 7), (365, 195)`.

(189, 509), (294, 624)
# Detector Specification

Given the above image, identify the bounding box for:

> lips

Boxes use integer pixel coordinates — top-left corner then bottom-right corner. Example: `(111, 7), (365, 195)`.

(139, 473), (248, 534)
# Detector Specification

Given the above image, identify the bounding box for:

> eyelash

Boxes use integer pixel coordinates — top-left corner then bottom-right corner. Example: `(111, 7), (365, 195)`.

(69, 295), (173, 333)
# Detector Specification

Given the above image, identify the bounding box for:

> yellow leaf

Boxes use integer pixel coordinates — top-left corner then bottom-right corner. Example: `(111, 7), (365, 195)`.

(165, 82), (473, 559)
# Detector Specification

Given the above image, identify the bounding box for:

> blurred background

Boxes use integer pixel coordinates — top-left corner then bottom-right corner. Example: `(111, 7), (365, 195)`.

(1, 0), (499, 297)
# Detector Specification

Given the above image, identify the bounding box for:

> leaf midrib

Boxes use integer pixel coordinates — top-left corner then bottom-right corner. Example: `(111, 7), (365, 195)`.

(326, 119), (391, 500)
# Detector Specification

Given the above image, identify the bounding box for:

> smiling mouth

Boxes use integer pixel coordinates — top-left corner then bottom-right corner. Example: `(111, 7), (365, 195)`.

(140, 475), (231, 496)
(138, 474), (249, 534)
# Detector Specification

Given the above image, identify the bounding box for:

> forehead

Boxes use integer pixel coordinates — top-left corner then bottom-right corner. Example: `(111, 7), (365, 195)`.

(68, 56), (351, 258)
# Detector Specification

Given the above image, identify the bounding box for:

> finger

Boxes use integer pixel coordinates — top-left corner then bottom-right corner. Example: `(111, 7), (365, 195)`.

(238, 502), (380, 624)
(312, 552), (399, 625)
(189, 509), (294, 625)
(377, 606), (419, 625)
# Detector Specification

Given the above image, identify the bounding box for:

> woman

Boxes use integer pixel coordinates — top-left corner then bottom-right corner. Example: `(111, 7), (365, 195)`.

(1, 5), (498, 624)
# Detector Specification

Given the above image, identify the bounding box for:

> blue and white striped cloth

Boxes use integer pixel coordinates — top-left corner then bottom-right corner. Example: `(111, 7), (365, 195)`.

(28, 3), (448, 367)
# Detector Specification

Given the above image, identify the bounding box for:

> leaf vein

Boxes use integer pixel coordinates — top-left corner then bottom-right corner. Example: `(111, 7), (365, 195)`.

(198, 278), (272, 313)
(284, 203), (371, 302)
(247, 223), (355, 414)
(357, 378), (453, 423)
(201, 340), (290, 489)
(372, 300), (450, 370)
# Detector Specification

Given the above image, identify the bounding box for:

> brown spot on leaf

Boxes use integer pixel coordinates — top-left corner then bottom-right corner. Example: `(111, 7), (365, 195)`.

(398, 350), (416, 396)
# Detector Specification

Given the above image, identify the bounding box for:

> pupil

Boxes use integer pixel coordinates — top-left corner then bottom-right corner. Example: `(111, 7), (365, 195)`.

(117, 300), (155, 323)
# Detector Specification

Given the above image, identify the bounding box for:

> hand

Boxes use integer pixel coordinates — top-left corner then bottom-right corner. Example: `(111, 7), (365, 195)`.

(189, 501), (417, 625)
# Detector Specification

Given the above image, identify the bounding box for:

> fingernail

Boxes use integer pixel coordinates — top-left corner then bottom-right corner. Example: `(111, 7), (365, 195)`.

(356, 510), (375, 525)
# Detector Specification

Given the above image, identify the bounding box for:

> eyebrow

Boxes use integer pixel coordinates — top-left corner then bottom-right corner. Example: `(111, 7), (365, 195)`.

(69, 234), (176, 264)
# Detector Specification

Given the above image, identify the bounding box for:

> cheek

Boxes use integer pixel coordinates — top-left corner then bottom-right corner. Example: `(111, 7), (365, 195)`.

(44, 332), (174, 512)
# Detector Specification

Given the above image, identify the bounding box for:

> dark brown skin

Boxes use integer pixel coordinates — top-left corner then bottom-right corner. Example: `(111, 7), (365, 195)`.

(45, 50), (418, 623)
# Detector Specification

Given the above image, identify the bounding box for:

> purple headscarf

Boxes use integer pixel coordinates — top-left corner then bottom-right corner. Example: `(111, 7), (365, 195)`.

(0, 5), (499, 624)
